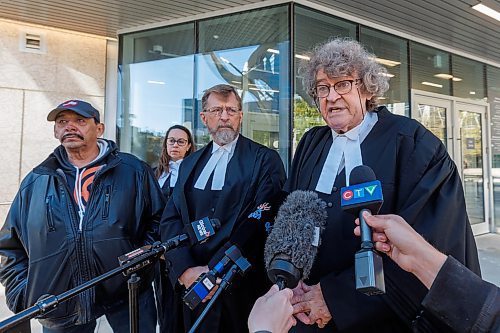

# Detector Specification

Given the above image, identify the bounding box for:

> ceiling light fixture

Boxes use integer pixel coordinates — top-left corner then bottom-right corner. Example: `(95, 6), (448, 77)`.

(434, 73), (453, 80)
(295, 54), (310, 60)
(267, 48), (280, 54)
(422, 81), (443, 88)
(472, 3), (500, 22)
(147, 80), (165, 85)
(434, 73), (463, 81)
(374, 57), (401, 67)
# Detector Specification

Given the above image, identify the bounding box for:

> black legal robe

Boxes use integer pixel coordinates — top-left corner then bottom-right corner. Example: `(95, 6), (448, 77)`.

(154, 172), (175, 333)
(285, 106), (481, 332)
(160, 135), (286, 333)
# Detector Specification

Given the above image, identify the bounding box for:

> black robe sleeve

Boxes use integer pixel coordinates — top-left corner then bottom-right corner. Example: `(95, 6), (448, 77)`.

(422, 256), (500, 333)
(160, 189), (198, 288)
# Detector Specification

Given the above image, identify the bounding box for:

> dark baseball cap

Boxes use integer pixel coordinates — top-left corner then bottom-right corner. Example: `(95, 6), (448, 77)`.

(47, 100), (101, 122)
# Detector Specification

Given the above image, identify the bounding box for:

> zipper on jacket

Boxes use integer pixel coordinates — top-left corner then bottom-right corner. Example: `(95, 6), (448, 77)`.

(45, 196), (56, 232)
(102, 185), (111, 219)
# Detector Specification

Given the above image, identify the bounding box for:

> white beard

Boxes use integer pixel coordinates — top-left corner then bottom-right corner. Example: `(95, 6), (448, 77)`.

(211, 127), (239, 145)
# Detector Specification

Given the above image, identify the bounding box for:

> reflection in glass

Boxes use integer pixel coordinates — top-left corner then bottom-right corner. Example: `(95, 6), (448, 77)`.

(119, 23), (195, 165)
(487, 65), (500, 229)
(459, 110), (484, 225)
(452, 56), (485, 100)
(410, 43), (451, 95)
(360, 27), (409, 116)
(413, 104), (447, 147)
(293, 5), (356, 152)
(197, 6), (290, 166)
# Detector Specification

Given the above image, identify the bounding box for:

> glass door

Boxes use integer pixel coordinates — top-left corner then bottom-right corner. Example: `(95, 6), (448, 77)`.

(411, 94), (452, 149)
(412, 91), (490, 235)
(455, 103), (489, 234)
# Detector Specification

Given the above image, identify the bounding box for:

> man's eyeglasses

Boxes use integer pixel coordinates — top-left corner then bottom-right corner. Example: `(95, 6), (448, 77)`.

(167, 138), (188, 146)
(313, 79), (361, 98)
(203, 106), (240, 117)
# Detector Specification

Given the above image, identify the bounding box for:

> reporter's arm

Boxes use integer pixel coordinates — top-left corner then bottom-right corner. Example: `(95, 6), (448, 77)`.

(422, 256), (499, 333)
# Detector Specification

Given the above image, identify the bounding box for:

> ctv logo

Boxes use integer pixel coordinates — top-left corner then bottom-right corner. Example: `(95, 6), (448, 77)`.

(342, 185), (378, 201)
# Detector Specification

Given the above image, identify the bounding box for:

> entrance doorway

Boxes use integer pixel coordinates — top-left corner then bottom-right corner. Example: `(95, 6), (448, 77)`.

(411, 90), (491, 235)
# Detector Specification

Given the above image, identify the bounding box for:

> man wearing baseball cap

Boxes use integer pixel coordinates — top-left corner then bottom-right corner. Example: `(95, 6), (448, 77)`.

(0, 99), (165, 332)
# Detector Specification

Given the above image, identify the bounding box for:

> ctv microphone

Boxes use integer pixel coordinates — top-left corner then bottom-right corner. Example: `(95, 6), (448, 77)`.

(341, 165), (385, 295)
(264, 190), (327, 290)
(118, 217), (221, 275)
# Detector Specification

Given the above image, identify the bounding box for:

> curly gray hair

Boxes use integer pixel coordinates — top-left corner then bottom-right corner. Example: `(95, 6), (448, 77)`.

(300, 38), (390, 111)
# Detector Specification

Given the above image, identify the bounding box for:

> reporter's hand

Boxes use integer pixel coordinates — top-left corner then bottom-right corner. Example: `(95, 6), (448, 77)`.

(248, 285), (296, 333)
(354, 212), (446, 289)
(178, 265), (208, 288)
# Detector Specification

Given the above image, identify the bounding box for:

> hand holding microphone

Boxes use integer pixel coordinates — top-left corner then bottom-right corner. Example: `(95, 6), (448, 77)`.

(354, 212), (447, 289)
(341, 165), (385, 295)
(248, 284), (296, 333)
(183, 245), (243, 309)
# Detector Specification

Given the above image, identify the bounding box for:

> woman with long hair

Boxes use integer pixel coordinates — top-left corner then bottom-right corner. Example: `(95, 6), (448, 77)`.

(155, 124), (195, 199)
(154, 124), (195, 333)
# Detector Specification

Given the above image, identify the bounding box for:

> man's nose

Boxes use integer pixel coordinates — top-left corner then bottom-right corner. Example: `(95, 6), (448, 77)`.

(64, 122), (78, 130)
(326, 87), (341, 102)
(219, 109), (231, 120)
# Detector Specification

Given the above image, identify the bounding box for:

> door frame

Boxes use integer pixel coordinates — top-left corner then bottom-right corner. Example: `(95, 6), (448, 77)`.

(411, 89), (492, 235)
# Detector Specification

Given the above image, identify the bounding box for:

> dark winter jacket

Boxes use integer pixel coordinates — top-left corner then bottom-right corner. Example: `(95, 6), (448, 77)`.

(0, 139), (165, 329)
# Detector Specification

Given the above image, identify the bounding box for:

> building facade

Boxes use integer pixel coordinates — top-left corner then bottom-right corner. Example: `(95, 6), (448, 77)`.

(0, 19), (110, 224)
(115, 3), (500, 234)
(1, 1), (499, 234)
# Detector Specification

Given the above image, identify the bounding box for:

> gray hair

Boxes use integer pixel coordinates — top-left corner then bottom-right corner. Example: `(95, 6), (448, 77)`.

(201, 84), (242, 111)
(300, 38), (390, 111)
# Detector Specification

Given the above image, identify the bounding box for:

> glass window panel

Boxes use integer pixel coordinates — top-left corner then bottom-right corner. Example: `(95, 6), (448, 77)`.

(410, 43), (451, 96)
(293, 5), (356, 152)
(487, 65), (500, 229)
(360, 27), (409, 117)
(197, 6), (290, 168)
(119, 24), (195, 165)
(413, 104), (447, 146)
(452, 55), (485, 100)
(459, 110), (484, 225)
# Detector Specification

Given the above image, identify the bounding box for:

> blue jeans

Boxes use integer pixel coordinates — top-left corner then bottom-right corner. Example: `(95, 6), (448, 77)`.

(42, 288), (157, 333)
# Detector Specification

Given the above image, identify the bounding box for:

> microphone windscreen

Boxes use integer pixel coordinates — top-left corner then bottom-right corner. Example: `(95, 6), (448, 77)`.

(349, 165), (376, 185)
(264, 190), (327, 281)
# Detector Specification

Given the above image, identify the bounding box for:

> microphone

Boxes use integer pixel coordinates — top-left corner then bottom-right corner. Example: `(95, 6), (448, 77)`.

(183, 245), (243, 310)
(264, 190), (327, 290)
(341, 165), (385, 295)
(187, 254), (251, 333)
(185, 217), (221, 245)
(118, 217), (221, 275)
(183, 192), (286, 311)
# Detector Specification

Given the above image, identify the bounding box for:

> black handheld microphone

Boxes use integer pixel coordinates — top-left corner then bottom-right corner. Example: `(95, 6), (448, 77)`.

(341, 165), (385, 295)
(118, 217), (221, 276)
(187, 254), (251, 333)
(264, 190), (327, 290)
(183, 245), (242, 310)
(185, 217), (221, 245)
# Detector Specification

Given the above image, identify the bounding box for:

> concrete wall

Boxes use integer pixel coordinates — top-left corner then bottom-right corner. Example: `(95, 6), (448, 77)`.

(0, 20), (108, 222)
